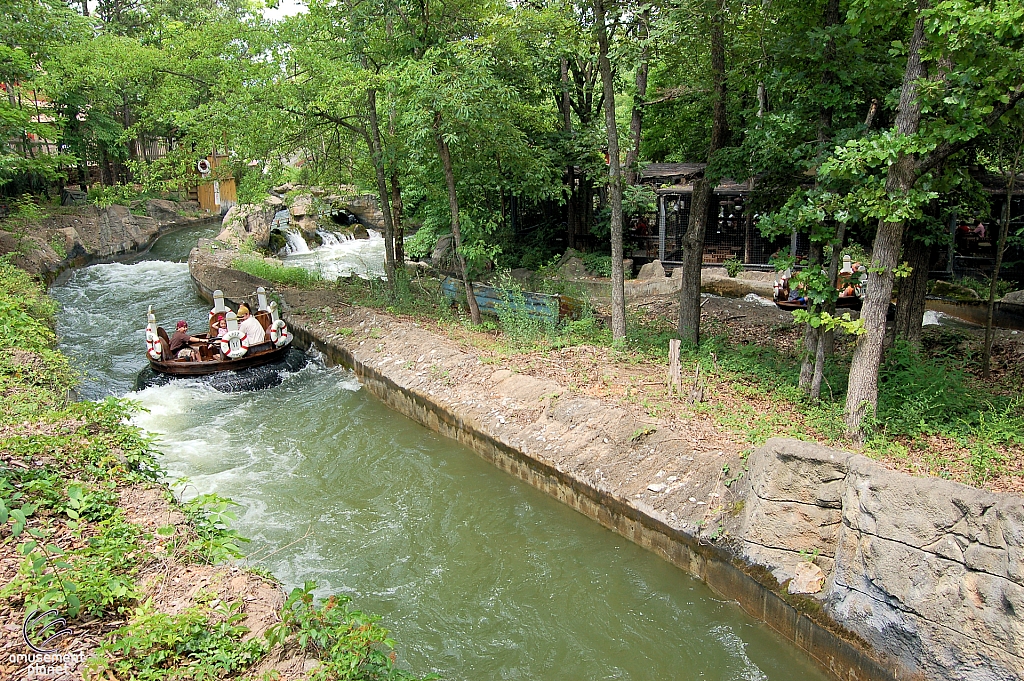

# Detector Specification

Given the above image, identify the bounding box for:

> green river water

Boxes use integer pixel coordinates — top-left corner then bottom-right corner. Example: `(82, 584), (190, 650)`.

(50, 225), (828, 681)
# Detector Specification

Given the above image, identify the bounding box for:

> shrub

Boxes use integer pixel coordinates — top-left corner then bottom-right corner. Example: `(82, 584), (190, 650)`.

(493, 271), (555, 345)
(723, 256), (744, 278)
(581, 252), (612, 277)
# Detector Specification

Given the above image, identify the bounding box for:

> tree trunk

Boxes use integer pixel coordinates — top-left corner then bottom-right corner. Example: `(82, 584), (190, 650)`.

(810, 223), (845, 399)
(561, 58), (577, 250)
(984, 139), (1021, 377)
(365, 87), (397, 286)
(435, 115), (481, 325)
(799, 242), (823, 391)
(677, 180), (712, 343)
(893, 235), (932, 348)
(624, 9), (650, 186)
(845, 8), (928, 437)
(391, 172), (404, 265)
(677, 0), (728, 344)
(387, 104), (404, 266)
(595, 0), (626, 341)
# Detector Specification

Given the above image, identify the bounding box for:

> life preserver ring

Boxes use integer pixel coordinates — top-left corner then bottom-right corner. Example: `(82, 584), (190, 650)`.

(197, 158), (211, 174)
(220, 330), (249, 359)
(269, 320), (291, 347)
(146, 331), (162, 361)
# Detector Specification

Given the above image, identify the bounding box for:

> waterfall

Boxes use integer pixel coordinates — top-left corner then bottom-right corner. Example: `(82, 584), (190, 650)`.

(284, 229), (310, 254)
(317, 229), (351, 246)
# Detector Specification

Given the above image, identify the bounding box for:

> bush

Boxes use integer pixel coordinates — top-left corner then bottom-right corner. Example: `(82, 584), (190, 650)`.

(581, 252), (612, 277)
(405, 225), (445, 260)
(493, 271), (555, 345)
(723, 256), (744, 278)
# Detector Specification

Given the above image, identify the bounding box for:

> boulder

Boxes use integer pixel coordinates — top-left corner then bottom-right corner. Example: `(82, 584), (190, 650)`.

(352, 224), (369, 239)
(828, 455), (1024, 681)
(342, 194), (386, 230)
(637, 260), (666, 280)
(788, 561), (825, 594)
(739, 438), (851, 582)
(559, 256), (587, 279)
(738, 437), (1024, 681)
(216, 203), (274, 249)
(737, 270), (774, 282)
(930, 280), (981, 300)
(1002, 289), (1024, 304)
(287, 195), (319, 240)
(431, 234), (453, 268)
(145, 199), (186, 225)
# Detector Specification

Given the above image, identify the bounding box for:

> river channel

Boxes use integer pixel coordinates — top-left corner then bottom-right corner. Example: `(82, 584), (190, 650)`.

(51, 225), (828, 681)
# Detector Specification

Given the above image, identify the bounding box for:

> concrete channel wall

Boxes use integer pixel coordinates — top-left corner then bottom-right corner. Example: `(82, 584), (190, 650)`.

(189, 253), (1023, 681)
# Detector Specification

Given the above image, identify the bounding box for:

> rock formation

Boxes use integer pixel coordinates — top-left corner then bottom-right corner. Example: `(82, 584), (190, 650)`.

(739, 438), (1024, 681)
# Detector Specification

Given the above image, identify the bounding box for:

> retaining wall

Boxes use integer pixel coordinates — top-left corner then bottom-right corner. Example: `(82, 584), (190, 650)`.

(189, 253), (1023, 681)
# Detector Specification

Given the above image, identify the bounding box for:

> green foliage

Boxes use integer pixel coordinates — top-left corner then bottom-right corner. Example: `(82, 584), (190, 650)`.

(622, 184), (657, 218)
(956, 275), (1017, 300)
(722, 257), (743, 278)
(5, 514), (142, 619)
(266, 581), (432, 681)
(581, 252), (613, 277)
(334, 271), (455, 322)
(231, 255), (324, 287)
(88, 600), (267, 681)
(404, 226), (443, 261)
(493, 271), (556, 346)
(864, 342), (1024, 481)
(178, 493), (249, 564)
(87, 183), (143, 208)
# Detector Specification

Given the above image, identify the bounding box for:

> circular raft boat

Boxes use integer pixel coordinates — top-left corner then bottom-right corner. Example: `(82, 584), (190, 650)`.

(136, 346), (309, 393)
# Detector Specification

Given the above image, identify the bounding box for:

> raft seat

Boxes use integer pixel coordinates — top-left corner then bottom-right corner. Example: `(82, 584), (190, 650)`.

(156, 327), (172, 361)
(255, 310), (272, 332)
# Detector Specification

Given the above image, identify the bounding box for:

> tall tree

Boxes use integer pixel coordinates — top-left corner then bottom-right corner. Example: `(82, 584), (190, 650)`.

(595, 0), (626, 341)
(677, 0), (728, 344)
(841, 0), (1024, 435)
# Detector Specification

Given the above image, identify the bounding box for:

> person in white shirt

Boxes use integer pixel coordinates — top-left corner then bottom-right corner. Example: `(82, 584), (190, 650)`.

(236, 305), (267, 345)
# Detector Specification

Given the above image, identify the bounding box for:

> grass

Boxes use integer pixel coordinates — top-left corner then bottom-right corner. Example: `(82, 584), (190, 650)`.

(231, 254), (324, 287)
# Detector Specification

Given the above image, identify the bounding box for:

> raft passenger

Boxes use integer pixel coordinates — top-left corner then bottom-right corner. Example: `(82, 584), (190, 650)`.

(169, 321), (202, 359)
(236, 305), (266, 345)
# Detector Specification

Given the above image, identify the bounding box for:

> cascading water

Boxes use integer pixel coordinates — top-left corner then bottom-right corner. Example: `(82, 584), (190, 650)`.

(284, 228), (386, 280)
(49, 223), (829, 681)
(283, 228), (310, 254)
(316, 228), (349, 246)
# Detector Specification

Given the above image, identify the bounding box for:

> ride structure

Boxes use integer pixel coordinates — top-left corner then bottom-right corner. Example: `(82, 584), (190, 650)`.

(144, 287), (293, 376)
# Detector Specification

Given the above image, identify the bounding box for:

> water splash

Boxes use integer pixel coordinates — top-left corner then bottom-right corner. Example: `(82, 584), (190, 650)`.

(317, 229), (351, 246)
(284, 228), (310, 255)
(283, 229), (386, 280)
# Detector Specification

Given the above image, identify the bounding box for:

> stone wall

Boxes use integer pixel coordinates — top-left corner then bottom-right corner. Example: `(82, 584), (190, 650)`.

(2, 200), (207, 281)
(739, 438), (1024, 680)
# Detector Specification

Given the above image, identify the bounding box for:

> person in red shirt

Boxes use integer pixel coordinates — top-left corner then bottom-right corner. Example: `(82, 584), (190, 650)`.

(169, 321), (202, 359)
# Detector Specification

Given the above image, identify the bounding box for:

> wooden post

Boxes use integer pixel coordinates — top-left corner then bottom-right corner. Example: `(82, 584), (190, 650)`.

(668, 338), (682, 394)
